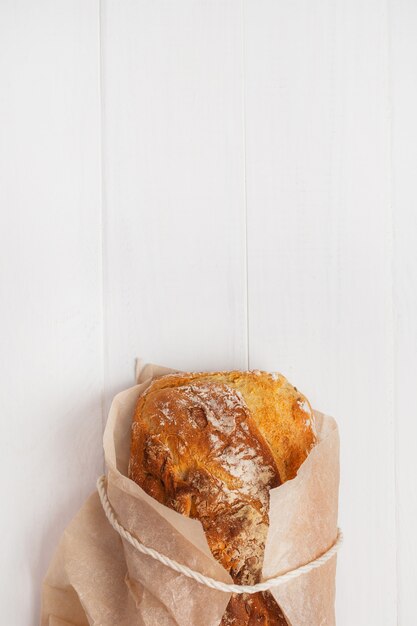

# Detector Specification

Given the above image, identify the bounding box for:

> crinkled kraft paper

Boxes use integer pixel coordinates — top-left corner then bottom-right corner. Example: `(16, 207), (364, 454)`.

(41, 361), (340, 626)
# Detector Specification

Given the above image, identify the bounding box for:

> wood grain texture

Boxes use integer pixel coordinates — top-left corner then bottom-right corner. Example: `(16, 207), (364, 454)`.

(0, 2), (102, 624)
(391, 0), (417, 623)
(100, 0), (247, 410)
(243, 1), (396, 624)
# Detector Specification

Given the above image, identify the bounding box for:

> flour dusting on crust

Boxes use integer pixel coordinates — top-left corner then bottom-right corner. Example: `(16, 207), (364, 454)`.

(130, 378), (280, 586)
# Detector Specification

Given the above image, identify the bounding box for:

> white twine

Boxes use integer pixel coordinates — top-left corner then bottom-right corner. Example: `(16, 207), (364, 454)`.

(97, 475), (343, 594)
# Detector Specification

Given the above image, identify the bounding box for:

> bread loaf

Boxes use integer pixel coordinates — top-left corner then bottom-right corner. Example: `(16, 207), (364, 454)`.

(129, 370), (316, 625)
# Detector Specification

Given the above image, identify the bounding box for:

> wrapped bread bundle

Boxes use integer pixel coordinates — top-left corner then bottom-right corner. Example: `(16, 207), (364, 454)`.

(41, 362), (340, 626)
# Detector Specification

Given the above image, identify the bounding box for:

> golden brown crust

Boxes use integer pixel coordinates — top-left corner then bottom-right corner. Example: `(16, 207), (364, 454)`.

(132, 370), (315, 481)
(129, 377), (280, 583)
(223, 593), (289, 626)
(129, 370), (315, 625)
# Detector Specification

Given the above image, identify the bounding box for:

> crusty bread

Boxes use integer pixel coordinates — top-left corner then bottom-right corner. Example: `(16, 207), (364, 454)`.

(129, 370), (316, 625)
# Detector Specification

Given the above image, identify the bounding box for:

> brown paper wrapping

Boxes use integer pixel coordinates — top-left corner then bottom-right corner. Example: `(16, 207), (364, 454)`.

(41, 361), (340, 626)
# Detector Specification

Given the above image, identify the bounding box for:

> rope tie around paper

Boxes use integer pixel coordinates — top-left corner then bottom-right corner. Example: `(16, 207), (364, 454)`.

(97, 475), (343, 594)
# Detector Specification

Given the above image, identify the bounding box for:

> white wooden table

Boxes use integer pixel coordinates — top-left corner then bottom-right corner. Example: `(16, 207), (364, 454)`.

(1, 1), (416, 624)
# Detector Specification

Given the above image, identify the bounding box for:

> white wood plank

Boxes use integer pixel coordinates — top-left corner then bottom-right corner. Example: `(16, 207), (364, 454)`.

(243, 1), (396, 624)
(0, 2), (102, 623)
(391, 1), (417, 623)
(101, 0), (247, 406)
